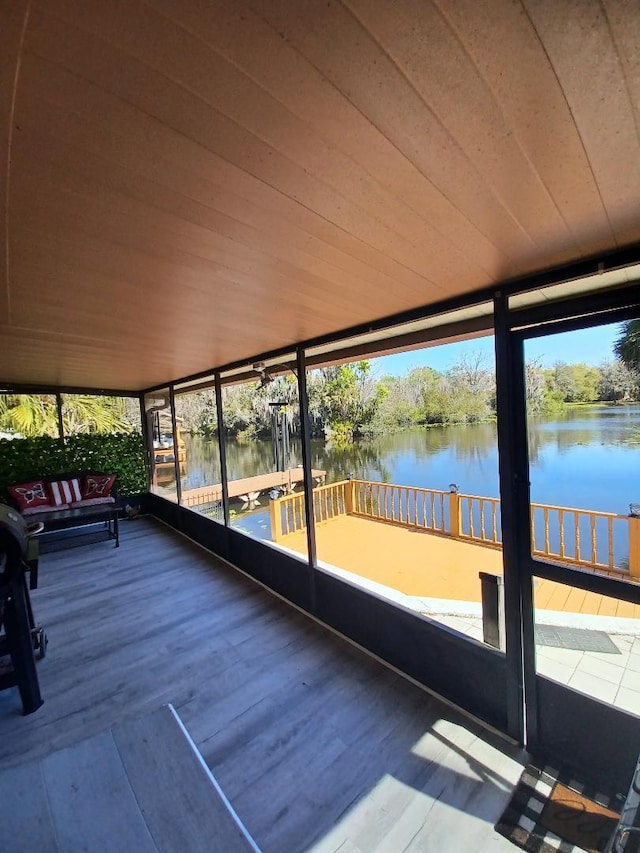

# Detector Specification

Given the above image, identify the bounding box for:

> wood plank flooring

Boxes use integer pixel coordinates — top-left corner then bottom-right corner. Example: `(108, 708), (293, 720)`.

(0, 705), (258, 852)
(0, 517), (526, 852)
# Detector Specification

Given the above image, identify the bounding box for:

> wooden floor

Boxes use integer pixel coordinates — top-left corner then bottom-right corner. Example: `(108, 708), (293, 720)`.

(0, 705), (257, 852)
(283, 515), (640, 619)
(0, 517), (526, 852)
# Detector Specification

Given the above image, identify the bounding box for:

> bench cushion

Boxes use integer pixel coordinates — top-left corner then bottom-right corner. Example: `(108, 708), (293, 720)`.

(22, 503), (70, 515)
(71, 497), (115, 508)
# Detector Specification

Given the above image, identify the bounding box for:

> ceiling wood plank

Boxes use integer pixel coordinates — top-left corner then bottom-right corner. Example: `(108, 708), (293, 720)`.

(23, 6), (473, 289)
(432, 0), (615, 257)
(524, 0), (640, 247)
(242, 0), (549, 267)
(0, 0), (30, 323)
(1, 0), (638, 389)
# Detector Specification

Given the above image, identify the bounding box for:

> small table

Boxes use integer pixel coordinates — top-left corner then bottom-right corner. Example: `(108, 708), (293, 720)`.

(35, 504), (119, 552)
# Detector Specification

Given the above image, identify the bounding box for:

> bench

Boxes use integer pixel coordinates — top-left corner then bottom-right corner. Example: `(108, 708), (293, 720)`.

(6, 472), (119, 551)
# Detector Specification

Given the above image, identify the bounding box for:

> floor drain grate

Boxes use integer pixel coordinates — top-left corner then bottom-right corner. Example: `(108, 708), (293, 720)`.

(535, 624), (621, 653)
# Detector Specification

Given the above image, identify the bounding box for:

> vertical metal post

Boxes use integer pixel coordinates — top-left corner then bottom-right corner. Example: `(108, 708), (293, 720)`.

(139, 394), (152, 491)
(297, 348), (317, 612)
(169, 387), (182, 505)
(55, 391), (65, 442)
(214, 373), (230, 527)
(494, 290), (532, 744)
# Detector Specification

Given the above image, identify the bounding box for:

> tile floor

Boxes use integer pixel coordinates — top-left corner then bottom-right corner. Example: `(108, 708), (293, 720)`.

(436, 613), (640, 716)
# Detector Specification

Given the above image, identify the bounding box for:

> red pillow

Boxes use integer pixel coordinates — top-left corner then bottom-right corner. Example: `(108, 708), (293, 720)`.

(49, 478), (82, 506)
(82, 474), (116, 499)
(8, 480), (52, 512)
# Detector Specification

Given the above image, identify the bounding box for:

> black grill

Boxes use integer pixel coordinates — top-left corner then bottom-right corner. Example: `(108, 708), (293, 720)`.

(0, 503), (30, 564)
(0, 503), (45, 714)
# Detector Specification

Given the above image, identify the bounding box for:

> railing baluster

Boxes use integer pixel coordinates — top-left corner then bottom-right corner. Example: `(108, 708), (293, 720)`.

(574, 510), (580, 562)
(590, 515), (597, 565)
(480, 499), (486, 541)
(608, 516), (614, 569)
(559, 509), (565, 558)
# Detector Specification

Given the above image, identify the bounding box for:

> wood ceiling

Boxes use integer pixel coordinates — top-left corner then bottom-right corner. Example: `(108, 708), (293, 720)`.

(1, 0), (639, 391)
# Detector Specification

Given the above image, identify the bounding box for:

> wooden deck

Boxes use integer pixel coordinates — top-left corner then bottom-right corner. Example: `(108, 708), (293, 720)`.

(282, 515), (640, 620)
(161, 468), (326, 506)
(0, 518), (525, 852)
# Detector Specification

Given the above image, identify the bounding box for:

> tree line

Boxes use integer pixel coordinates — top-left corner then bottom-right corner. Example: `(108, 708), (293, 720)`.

(174, 355), (639, 442)
(177, 321), (640, 440)
(4, 321), (639, 442)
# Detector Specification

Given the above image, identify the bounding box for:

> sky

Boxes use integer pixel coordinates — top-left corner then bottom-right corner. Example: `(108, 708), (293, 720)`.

(368, 322), (622, 377)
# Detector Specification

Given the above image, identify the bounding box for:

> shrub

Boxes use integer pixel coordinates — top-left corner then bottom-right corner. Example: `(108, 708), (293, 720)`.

(0, 433), (147, 501)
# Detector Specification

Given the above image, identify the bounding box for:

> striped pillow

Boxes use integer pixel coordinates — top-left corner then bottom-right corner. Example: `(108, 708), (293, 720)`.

(48, 478), (82, 506)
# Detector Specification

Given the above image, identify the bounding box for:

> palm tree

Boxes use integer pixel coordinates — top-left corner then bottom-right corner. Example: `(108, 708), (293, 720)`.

(614, 320), (640, 373)
(0, 394), (132, 437)
(0, 395), (59, 437)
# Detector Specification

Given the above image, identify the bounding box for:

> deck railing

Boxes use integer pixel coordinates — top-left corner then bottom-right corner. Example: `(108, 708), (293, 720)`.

(350, 480), (449, 534)
(270, 480), (347, 540)
(529, 504), (630, 572)
(458, 494), (502, 547)
(270, 477), (640, 577)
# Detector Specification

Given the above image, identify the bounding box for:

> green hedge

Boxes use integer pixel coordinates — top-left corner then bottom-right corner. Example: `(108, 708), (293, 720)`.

(0, 433), (148, 500)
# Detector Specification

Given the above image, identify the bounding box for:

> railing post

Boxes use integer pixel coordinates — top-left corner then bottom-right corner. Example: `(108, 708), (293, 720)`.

(629, 515), (640, 578)
(345, 478), (355, 515)
(449, 486), (461, 538)
(270, 497), (283, 543)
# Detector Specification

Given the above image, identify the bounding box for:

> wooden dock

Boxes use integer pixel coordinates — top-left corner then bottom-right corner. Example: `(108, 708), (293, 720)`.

(179, 468), (326, 508)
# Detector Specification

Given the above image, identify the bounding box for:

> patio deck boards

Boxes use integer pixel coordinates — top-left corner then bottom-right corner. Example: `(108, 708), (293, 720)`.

(281, 515), (640, 619)
(0, 517), (524, 852)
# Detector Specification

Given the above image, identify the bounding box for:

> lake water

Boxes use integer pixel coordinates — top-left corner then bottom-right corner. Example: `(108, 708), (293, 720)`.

(178, 404), (640, 517)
